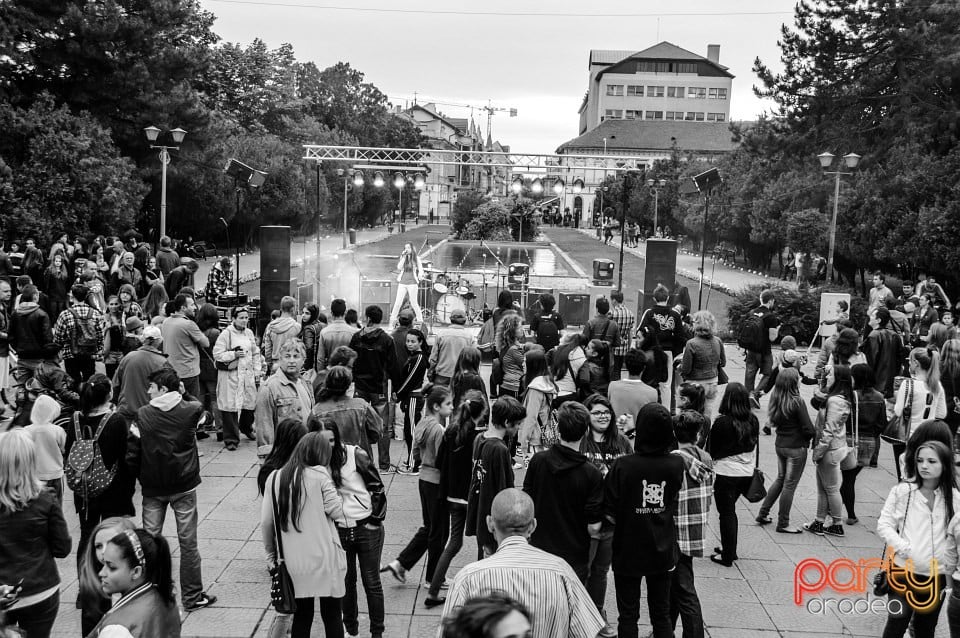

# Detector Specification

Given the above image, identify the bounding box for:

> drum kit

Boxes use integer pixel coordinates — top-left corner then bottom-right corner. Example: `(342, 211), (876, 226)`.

(423, 268), (492, 324)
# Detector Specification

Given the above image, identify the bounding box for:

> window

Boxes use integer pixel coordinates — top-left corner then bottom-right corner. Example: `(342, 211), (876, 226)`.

(638, 61), (670, 73)
(606, 84), (624, 96)
(665, 111), (683, 121)
(626, 85), (643, 96)
(645, 111), (664, 120)
(688, 87), (706, 99)
(684, 112), (695, 121)
(604, 109), (623, 119)
(707, 113), (726, 122)
(694, 112), (705, 121)
(625, 110), (642, 119)
(676, 62), (698, 73)
(667, 86), (685, 98)
(647, 86), (664, 97)
(718, 88), (728, 99)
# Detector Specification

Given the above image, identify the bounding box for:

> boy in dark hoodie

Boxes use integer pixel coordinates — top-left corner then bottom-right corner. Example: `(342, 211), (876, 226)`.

(262, 295), (301, 376)
(523, 401), (604, 581)
(604, 402), (684, 638)
(349, 305), (398, 471)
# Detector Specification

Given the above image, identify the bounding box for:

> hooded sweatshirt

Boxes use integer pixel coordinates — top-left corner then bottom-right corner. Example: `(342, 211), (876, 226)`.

(262, 315), (301, 368)
(522, 444), (603, 575)
(9, 301), (54, 360)
(155, 246), (180, 275)
(349, 326), (397, 395)
(127, 391), (203, 497)
(522, 376), (556, 441)
(25, 395), (65, 481)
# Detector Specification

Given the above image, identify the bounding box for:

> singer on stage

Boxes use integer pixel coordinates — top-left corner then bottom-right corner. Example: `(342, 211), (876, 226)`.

(389, 242), (425, 326)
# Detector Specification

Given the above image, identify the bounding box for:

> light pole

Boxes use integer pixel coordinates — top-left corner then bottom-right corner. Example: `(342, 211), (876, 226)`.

(647, 178), (667, 236)
(337, 169), (364, 249)
(617, 171), (639, 291)
(219, 217), (239, 296)
(144, 126), (187, 240)
(817, 152), (861, 281)
(552, 178), (565, 224)
(393, 172), (405, 227)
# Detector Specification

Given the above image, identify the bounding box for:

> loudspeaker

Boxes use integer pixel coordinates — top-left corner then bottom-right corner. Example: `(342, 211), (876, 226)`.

(640, 239), (678, 314)
(560, 292), (591, 326)
(361, 279), (392, 319)
(260, 278), (296, 333)
(508, 263), (529, 285)
(260, 226), (291, 282)
(593, 259), (614, 286)
(525, 287), (554, 322)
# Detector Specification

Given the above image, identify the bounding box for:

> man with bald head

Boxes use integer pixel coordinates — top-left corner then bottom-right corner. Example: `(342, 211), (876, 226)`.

(440, 488), (604, 638)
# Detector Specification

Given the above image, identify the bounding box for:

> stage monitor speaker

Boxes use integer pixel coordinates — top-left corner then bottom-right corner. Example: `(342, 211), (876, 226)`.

(259, 278), (296, 333)
(559, 292), (591, 327)
(592, 258), (614, 286)
(640, 239), (678, 314)
(525, 287), (554, 322)
(507, 263), (529, 285)
(260, 226), (291, 283)
(361, 279), (392, 319)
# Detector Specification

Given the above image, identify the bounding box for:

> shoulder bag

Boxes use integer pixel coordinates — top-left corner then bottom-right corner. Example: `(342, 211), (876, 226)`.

(745, 434), (767, 503)
(881, 378), (913, 445)
(874, 488), (913, 596)
(269, 475), (297, 614)
(843, 391), (876, 469)
(214, 330), (240, 372)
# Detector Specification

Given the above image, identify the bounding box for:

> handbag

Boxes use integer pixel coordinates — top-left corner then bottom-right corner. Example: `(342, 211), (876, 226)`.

(843, 391), (876, 469)
(874, 488), (913, 596)
(881, 378), (914, 445)
(269, 475), (297, 614)
(213, 330), (240, 371)
(745, 437), (767, 503)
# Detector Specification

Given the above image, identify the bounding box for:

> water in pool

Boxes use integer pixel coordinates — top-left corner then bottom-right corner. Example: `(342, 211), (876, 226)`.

(427, 242), (571, 276)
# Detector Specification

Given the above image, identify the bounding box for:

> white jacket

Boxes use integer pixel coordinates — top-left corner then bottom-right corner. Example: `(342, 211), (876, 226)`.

(877, 482), (960, 577)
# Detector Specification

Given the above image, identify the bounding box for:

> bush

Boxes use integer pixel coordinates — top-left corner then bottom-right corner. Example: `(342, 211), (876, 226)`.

(726, 283), (867, 346)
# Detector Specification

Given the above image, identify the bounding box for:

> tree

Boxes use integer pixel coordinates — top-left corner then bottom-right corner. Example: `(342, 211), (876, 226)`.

(451, 190), (489, 237)
(0, 97), (146, 244)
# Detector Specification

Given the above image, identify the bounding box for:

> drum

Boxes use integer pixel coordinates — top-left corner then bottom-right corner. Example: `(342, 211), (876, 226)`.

(433, 273), (449, 294)
(435, 293), (466, 323)
(455, 279), (473, 298)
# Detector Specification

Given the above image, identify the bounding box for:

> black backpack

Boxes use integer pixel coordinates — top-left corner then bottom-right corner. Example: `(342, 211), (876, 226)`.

(737, 310), (766, 352)
(69, 308), (100, 356)
(534, 312), (561, 352)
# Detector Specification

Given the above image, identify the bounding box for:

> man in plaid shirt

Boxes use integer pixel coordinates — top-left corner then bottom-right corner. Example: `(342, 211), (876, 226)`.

(608, 290), (634, 381)
(670, 410), (714, 638)
(53, 283), (105, 385)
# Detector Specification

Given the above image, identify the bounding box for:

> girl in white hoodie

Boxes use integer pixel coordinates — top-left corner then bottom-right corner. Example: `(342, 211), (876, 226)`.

(518, 348), (557, 469)
(25, 394), (65, 502)
(878, 440), (959, 638)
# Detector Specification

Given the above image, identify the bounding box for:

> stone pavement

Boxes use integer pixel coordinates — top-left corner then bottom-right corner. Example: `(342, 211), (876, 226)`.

(48, 346), (935, 638)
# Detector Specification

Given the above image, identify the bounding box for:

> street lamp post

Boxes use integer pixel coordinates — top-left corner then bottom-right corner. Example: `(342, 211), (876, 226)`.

(144, 126), (187, 240)
(617, 171), (638, 291)
(647, 178), (667, 236)
(337, 169), (364, 249)
(817, 151), (861, 281)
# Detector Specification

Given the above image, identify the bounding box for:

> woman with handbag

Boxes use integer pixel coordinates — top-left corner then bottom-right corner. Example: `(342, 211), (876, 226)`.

(755, 368), (816, 534)
(196, 303), (223, 442)
(680, 311), (726, 424)
(879, 440), (958, 638)
(518, 349), (556, 469)
(891, 348), (947, 480)
(706, 382), (759, 566)
(260, 432), (346, 638)
(804, 364), (852, 538)
(839, 364), (887, 525)
(213, 306), (261, 450)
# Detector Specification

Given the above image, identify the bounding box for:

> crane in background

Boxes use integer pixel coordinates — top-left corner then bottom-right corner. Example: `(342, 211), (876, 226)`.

(392, 95), (517, 146)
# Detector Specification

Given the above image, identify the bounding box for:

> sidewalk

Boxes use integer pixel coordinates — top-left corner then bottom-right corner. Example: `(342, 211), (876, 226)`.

(49, 347), (916, 637)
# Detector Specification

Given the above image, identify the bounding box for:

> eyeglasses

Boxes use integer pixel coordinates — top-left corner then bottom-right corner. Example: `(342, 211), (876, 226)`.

(590, 410), (612, 418)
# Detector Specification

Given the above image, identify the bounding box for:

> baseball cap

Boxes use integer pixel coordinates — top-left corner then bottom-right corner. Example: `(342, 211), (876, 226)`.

(783, 349), (800, 365)
(142, 325), (162, 341)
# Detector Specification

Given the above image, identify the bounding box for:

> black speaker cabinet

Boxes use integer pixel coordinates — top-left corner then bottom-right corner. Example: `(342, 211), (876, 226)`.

(259, 278), (296, 333)
(525, 287), (554, 322)
(640, 239), (678, 314)
(361, 279), (392, 318)
(592, 258), (614, 286)
(260, 226), (291, 283)
(559, 292), (591, 326)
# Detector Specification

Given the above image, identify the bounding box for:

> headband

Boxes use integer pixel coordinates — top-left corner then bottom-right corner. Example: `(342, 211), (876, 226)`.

(125, 530), (145, 568)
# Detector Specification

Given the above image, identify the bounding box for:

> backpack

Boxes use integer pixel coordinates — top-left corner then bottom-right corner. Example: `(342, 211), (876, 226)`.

(534, 312), (561, 352)
(65, 411), (117, 501)
(737, 310), (766, 352)
(69, 308), (100, 356)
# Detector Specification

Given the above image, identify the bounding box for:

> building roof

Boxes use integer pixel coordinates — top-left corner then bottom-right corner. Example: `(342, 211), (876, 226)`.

(589, 49), (637, 66)
(591, 41), (732, 78)
(556, 119), (737, 154)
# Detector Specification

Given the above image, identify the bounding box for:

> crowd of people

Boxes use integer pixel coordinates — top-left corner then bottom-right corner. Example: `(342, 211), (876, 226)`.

(5, 229), (960, 638)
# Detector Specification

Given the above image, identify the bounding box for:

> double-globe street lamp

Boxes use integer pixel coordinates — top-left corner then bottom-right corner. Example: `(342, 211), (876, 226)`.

(817, 151), (861, 280)
(144, 126), (187, 240)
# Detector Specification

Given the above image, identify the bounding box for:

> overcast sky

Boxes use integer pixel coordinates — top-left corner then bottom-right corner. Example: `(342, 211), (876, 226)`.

(200, 0), (798, 154)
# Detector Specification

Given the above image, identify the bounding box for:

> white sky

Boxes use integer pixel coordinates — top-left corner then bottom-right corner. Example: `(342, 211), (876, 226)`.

(200, 0), (796, 154)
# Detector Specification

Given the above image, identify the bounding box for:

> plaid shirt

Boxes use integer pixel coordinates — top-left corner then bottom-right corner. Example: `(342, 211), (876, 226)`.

(672, 446), (714, 557)
(53, 303), (105, 359)
(609, 304), (634, 356)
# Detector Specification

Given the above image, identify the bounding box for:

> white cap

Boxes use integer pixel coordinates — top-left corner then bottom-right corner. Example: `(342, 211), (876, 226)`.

(142, 325), (162, 342)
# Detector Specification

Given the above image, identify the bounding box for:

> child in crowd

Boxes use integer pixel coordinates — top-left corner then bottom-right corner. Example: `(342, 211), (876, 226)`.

(24, 395), (65, 502)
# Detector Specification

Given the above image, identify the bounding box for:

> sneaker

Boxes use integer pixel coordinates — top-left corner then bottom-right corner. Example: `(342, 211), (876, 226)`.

(512, 460), (524, 470)
(196, 429), (210, 440)
(803, 521), (825, 536)
(242, 429), (256, 441)
(225, 443), (237, 451)
(845, 517), (859, 526)
(423, 579), (448, 589)
(380, 560), (406, 584)
(184, 593), (217, 611)
(397, 464), (419, 476)
(750, 395), (762, 410)
(762, 425), (772, 436)
(379, 466), (395, 474)
(823, 524), (845, 537)
(423, 596), (445, 608)
(755, 515), (772, 525)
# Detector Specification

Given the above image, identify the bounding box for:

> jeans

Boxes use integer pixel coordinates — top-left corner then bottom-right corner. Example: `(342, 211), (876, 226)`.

(700, 380), (719, 425)
(586, 528), (614, 611)
(659, 362), (674, 413)
(337, 523), (385, 636)
(142, 489), (204, 606)
(357, 390), (391, 469)
(221, 409), (254, 446)
(759, 446), (808, 528)
(612, 354), (624, 381)
(389, 283), (423, 326)
(429, 502), (466, 599)
(713, 474), (753, 562)
(65, 356), (96, 388)
(883, 572), (946, 638)
(198, 377), (223, 433)
(614, 570), (673, 638)
(181, 375), (201, 403)
(815, 448), (845, 523)
(744, 350), (773, 394)
(946, 579), (960, 638)
(397, 480), (448, 581)
(291, 595), (343, 638)
(670, 553), (704, 638)
(840, 466), (863, 519)
(5, 590), (59, 638)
